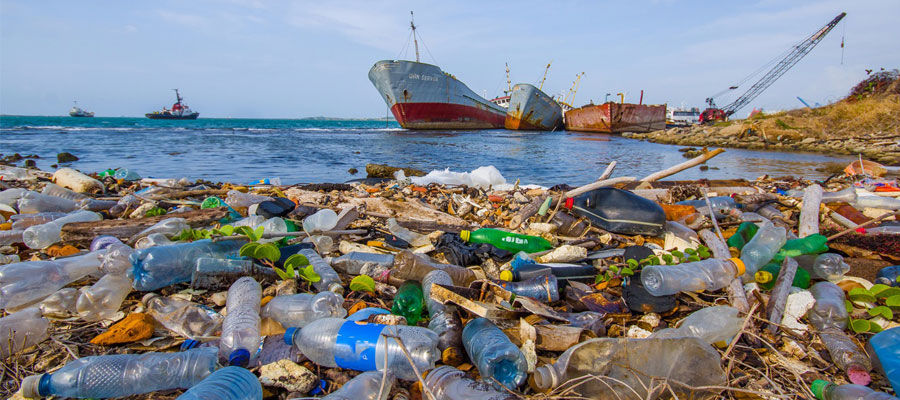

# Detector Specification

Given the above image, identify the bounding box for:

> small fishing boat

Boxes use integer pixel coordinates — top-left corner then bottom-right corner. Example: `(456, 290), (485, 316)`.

(146, 89), (199, 120)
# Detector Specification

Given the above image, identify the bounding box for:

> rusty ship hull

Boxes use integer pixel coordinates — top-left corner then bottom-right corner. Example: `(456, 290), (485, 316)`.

(368, 60), (506, 130)
(504, 83), (563, 131)
(564, 102), (666, 133)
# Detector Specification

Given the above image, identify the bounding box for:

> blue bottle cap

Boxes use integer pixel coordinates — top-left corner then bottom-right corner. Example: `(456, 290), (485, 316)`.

(180, 339), (200, 351)
(308, 379), (326, 395)
(283, 327), (298, 345)
(228, 349), (251, 367)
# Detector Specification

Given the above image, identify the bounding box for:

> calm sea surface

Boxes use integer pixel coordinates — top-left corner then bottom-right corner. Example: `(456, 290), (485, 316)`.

(0, 116), (852, 187)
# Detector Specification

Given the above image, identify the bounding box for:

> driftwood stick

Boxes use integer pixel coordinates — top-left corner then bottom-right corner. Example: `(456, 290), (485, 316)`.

(598, 161), (617, 180)
(699, 229), (750, 313)
(798, 184), (823, 238)
(827, 210), (900, 241)
(509, 194), (550, 229)
(60, 208), (228, 246)
(766, 257), (798, 334)
(640, 148), (725, 182)
(564, 177), (636, 199)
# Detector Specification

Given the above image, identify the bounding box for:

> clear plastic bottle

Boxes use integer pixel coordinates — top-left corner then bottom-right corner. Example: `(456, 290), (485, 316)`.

(423, 270), (464, 360)
(10, 211), (68, 230)
(493, 274), (559, 302)
(0, 307), (49, 359)
(261, 291), (346, 328)
(821, 188), (858, 203)
(856, 195), (900, 211)
(392, 250), (476, 286)
(20, 347), (220, 399)
(386, 218), (431, 247)
(108, 194), (140, 217)
(803, 253), (851, 281)
(807, 281), (849, 331)
(76, 273), (133, 321)
(739, 220), (787, 279)
(114, 168), (142, 181)
(640, 258), (745, 297)
(461, 317), (527, 389)
(91, 234), (124, 251)
(100, 242), (136, 276)
(864, 226), (900, 235)
(868, 327), (899, 393)
(424, 365), (516, 400)
(78, 198), (118, 212)
(22, 210), (101, 249)
(810, 380), (897, 400)
(41, 182), (88, 202)
(131, 217), (189, 242)
(130, 239), (246, 291)
(135, 232), (176, 249)
(649, 305), (743, 345)
(39, 287), (79, 318)
(176, 366), (262, 400)
(225, 190), (272, 209)
(299, 248), (344, 294)
(284, 317), (439, 381)
(0, 187), (27, 207)
(819, 329), (873, 385)
(0, 229), (24, 245)
(321, 370), (394, 400)
(327, 252), (395, 275)
(143, 293), (224, 339)
(0, 257), (103, 310)
(303, 208), (338, 233)
(191, 258), (277, 290)
(16, 191), (78, 213)
(219, 277), (262, 367)
(0, 253), (21, 265)
(676, 196), (741, 219)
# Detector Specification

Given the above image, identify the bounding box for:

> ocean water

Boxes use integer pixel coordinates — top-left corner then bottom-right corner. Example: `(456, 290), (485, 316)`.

(0, 115), (852, 187)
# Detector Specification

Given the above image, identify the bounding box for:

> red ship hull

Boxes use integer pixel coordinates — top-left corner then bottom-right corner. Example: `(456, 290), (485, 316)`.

(565, 103), (666, 133)
(390, 102), (506, 130)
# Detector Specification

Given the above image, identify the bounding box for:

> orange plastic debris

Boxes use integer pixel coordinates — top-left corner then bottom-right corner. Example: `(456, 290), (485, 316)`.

(45, 244), (80, 257)
(0, 222), (11, 230)
(659, 204), (697, 221)
(410, 186), (428, 193)
(488, 195), (504, 203)
(366, 187), (380, 193)
(90, 313), (155, 346)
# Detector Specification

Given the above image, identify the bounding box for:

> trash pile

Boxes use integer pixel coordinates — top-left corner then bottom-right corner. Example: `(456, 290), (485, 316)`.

(1, 158), (899, 400)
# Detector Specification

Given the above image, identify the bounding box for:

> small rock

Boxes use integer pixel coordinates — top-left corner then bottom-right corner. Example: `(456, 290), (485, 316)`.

(347, 168), (358, 175)
(626, 325), (652, 338)
(23, 159), (36, 168)
(259, 359), (318, 393)
(513, 191), (529, 204)
(800, 138), (817, 144)
(57, 152), (78, 163)
(211, 291), (228, 306)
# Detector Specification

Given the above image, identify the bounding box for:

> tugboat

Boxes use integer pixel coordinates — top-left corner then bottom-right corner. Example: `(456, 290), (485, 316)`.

(69, 101), (94, 117)
(146, 89), (199, 120)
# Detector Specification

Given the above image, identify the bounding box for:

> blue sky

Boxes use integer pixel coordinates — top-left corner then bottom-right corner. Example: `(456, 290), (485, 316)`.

(1, 0), (897, 118)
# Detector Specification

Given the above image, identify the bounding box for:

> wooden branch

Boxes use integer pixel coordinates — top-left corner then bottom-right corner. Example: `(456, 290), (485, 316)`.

(60, 208), (229, 246)
(563, 177), (636, 199)
(798, 184), (823, 238)
(509, 194), (549, 229)
(699, 229), (749, 313)
(598, 161), (617, 180)
(639, 148), (725, 182)
(827, 210), (900, 241)
(766, 257), (798, 334)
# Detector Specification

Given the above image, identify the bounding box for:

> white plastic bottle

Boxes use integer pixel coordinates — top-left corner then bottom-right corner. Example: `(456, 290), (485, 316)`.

(0, 307), (49, 359)
(300, 248), (344, 294)
(76, 273), (133, 321)
(640, 258), (745, 297)
(220, 277), (262, 367)
(261, 292), (346, 328)
(22, 210), (101, 249)
(302, 208), (338, 233)
(739, 220), (787, 279)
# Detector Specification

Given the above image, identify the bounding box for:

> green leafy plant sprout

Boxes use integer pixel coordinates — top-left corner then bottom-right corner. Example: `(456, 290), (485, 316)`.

(350, 275), (376, 293)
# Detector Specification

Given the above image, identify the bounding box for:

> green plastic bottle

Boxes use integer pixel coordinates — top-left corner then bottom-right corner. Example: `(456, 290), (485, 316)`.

(726, 222), (759, 250)
(391, 280), (424, 325)
(459, 228), (553, 253)
(754, 262), (811, 290)
(772, 234), (828, 262)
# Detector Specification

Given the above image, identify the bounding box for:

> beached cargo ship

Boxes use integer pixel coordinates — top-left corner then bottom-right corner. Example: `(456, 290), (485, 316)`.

(565, 102), (665, 133)
(505, 83), (563, 131)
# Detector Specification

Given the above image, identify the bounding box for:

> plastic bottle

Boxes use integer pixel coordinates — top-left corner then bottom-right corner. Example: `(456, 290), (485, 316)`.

(756, 204), (787, 223)
(459, 228), (552, 253)
(819, 329), (873, 385)
(640, 258), (745, 297)
(347, 307), (391, 321)
(391, 280), (425, 325)
(0, 253), (21, 265)
(99, 242), (135, 276)
(41, 182), (88, 202)
(91, 234), (123, 251)
(79, 197), (118, 212)
(191, 257), (277, 290)
(108, 194), (141, 217)
(219, 277), (261, 367)
(39, 288), (79, 318)
(21, 347), (219, 399)
(392, 250), (477, 286)
(493, 274), (559, 302)
(808, 282), (849, 331)
(0, 187), (27, 206)
(225, 190), (272, 208)
(875, 265), (900, 287)
(9, 211), (68, 230)
(864, 226), (900, 235)
(0, 307), (49, 359)
(284, 317), (439, 381)
(649, 305), (743, 345)
(302, 208), (338, 233)
(676, 196), (741, 219)
(424, 365), (516, 400)
(868, 327), (899, 393)
(386, 218), (431, 247)
(257, 217), (288, 243)
(76, 273), (132, 321)
(131, 217), (189, 242)
(727, 221), (759, 250)
(135, 232), (176, 249)
(821, 187), (858, 203)
(804, 253), (851, 282)
(501, 263), (597, 283)
(810, 380), (897, 400)
(16, 191), (78, 213)
(461, 317), (527, 389)
(422, 270), (464, 362)
(321, 370), (394, 400)
(755, 262), (811, 290)
(299, 248), (344, 294)
(773, 234), (829, 263)
(114, 167), (142, 181)
(856, 195), (900, 211)
(130, 239), (246, 291)
(531, 337), (726, 398)
(565, 188), (667, 236)
(739, 220), (787, 278)
(143, 293), (224, 339)
(664, 220), (700, 250)
(22, 210), (101, 249)
(327, 252), (395, 275)
(261, 292), (346, 328)
(0, 229), (24, 245)
(0, 257), (103, 310)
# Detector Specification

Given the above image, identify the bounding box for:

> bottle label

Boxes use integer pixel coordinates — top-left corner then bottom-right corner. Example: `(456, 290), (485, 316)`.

(334, 321), (386, 371)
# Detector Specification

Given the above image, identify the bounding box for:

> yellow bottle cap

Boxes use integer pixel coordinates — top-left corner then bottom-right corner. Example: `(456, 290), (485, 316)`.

(500, 270), (513, 281)
(755, 270), (774, 284)
(729, 257), (746, 276)
(459, 230), (470, 242)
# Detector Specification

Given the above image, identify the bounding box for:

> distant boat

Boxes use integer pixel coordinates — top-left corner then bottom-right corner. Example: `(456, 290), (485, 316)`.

(565, 102), (666, 133)
(146, 89), (199, 120)
(69, 101), (94, 118)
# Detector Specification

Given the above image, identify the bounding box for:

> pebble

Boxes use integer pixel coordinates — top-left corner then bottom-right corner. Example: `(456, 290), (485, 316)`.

(259, 359), (318, 393)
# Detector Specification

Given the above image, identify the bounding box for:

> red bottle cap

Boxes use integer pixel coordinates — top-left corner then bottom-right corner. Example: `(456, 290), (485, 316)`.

(564, 197), (574, 209)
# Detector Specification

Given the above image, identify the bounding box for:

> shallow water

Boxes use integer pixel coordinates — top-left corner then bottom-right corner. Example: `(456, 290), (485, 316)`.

(0, 116), (852, 186)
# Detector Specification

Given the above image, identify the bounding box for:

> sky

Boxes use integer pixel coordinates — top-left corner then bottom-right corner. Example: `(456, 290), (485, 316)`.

(1, 0), (898, 119)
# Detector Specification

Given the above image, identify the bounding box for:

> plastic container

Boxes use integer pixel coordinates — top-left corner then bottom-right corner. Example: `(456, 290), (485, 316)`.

(347, 307), (390, 322)
(39, 288), (79, 318)
(327, 252), (395, 275)
(225, 190), (272, 209)
(99, 242), (136, 276)
(0, 253), (21, 265)
(135, 232), (176, 249)
(302, 208), (338, 233)
(459, 228), (551, 253)
(321, 370), (394, 400)
(461, 317), (527, 389)
(76, 273), (132, 321)
(493, 274), (559, 302)
(502, 263), (596, 283)
(739, 220), (787, 278)
(21, 347), (219, 399)
(391, 280), (425, 325)
(191, 258), (277, 290)
(131, 217), (189, 242)
(9, 211), (68, 230)
(821, 187), (858, 203)
(423, 270), (464, 359)
(819, 329), (874, 385)
(130, 239), (246, 291)
(392, 250), (477, 286)
(773, 234), (829, 263)
(78, 198), (118, 212)
(219, 277), (261, 367)
(676, 196), (741, 220)
(424, 366), (515, 400)
(755, 262), (811, 290)
(0, 187), (27, 206)
(0, 307), (49, 359)
(41, 182), (88, 202)
(864, 226), (900, 235)
(804, 253), (851, 282)
(299, 248), (344, 294)
(726, 221), (759, 250)
(640, 258), (745, 297)
(108, 194), (140, 217)
(808, 282), (849, 331)
(0, 229), (24, 245)
(22, 210), (101, 249)
(810, 380), (896, 400)
(386, 218), (431, 247)
(649, 305), (743, 345)
(261, 292), (346, 328)
(284, 317), (439, 381)
(856, 195), (900, 211)
(868, 327), (899, 393)
(565, 188), (667, 236)
(664, 220), (700, 250)
(91, 234), (123, 251)
(0, 257), (103, 310)
(52, 167), (103, 193)
(114, 167), (142, 181)
(143, 293), (224, 339)
(875, 265), (900, 287)
(16, 191), (78, 213)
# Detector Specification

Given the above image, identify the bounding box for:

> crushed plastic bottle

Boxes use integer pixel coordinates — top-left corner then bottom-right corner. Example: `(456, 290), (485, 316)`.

(649, 305), (743, 345)
(739, 220), (787, 279)
(810, 380), (897, 400)
(23, 210), (101, 249)
(191, 257), (277, 290)
(0, 307), (49, 359)
(261, 291), (346, 328)
(392, 250), (476, 286)
(39, 287), (79, 318)
(459, 228), (552, 253)
(387, 218), (431, 247)
(16, 191), (78, 213)
(493, 273), (559, 302)
(135, 232), (176, 249)
(424, 365), (516, 400)
(820, 328), (873, 385)
(9, 211), (67, 230)
(801, 253), (851, 282)
(423, 270), (464, 362)
(299, 248), (344, 294)
(677, 196), (741, 219)
(462, 317), (527, 389)
(225, 190), (272, 209)
(321, 370), (394, 400)
(219, 277), (261, 367)
(76, 273), (132, 321)
(808, 282), (849, 331)
(131, 217), (189, 242)
(130, 239), (246, 291)
(640, 258), (745, 297)
(327, 252), (395, 275)
(284, 317), (439, 381)
(20, 347), (219, 399)
(143, 293), (224, 339)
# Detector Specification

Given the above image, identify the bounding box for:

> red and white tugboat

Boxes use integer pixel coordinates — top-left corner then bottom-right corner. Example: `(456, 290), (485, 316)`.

(146, 89), (199, 120)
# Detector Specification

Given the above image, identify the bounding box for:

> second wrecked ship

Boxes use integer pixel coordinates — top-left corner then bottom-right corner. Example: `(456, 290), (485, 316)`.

(504, 83), (563, 131)
(565, 102), (666, 133)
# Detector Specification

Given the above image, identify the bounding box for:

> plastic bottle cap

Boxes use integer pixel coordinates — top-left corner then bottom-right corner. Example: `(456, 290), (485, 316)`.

(500, 270), (513, 281)
(283, 327), (298, 345)
(21, 374), (42, 398)
(729, 258), (746, 276)
(228, 349), (251, 367)
(180, 339), (200, 351)
(564, 197), (574, 209)
(810, 379), (829, 399)
(459, 230), (471, 242)
(754, 270), (774, 284)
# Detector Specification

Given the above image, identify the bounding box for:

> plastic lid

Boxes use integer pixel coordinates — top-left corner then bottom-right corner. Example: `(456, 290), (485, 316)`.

(500, 270), (513, 281)
(283, 327), (298, 345)
(729, 258), (746, 276)
(21, 374), (42, 398)
(754, 270), (774, 284)
(228, 349), (250, 367)
(459, 230), (471, 242)
(810, 379), (829, 399)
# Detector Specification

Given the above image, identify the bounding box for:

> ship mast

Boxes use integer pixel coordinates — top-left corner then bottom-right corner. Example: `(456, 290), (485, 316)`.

(538, 61), (551, 91)
(173, 89), (183, 105)
(410, 11), (420, 63)
(505, 62), (511, 94)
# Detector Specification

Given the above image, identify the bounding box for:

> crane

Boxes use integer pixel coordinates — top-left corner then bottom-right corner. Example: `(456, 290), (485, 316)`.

(699, 12), (846, 124)
(538, 61), (551, 91)
(560, 72), (584, 108)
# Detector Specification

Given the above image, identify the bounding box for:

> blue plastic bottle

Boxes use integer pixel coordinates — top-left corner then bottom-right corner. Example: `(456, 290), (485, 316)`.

(876, 265), (900, 287)
(868, 327), (899, 393)
(130, 239), (246, 291)
(461, 317), (527, 389)
(176, 366), (262, 400)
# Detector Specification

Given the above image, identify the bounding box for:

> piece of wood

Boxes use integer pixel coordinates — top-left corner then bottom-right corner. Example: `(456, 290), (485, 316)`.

(766, 257), (798, 334)
(332, 206), (359, 231)
(563, 177), (636, 199)
(598, 161), (617, 180)
(639, 148), (726, 182)
(165, 189), (229, 200)
(509, 194), (549, 229)
(428, 284), (518, 320)
(396, 219), (471, 234)
(60, 208), (228, 246)
(799, 184), (824, 238)
(828, 210), (900, 241)
(699, 229), (750, 313)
